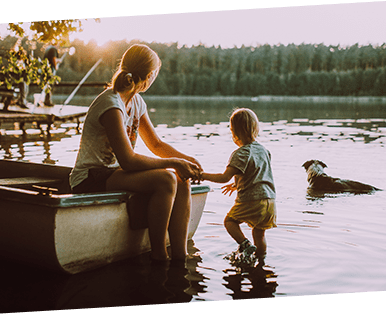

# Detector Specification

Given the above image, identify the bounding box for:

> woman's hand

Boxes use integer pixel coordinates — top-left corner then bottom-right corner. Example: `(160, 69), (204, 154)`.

(185, 156), (203, 172)
(221, 183), (236, 196)
(172, 158), (202, 182)
(185, 156), (203, 184)
(139, 112), (203, 182)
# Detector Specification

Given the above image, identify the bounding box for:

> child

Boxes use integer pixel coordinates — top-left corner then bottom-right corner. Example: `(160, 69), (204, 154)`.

(201, 108), (276, 266)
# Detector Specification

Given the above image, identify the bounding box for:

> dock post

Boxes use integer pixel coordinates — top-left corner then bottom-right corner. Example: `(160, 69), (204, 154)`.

(19, 122), (26, 135)
(46, 116), (55, 136)
(46, 123), (52, 136)
(76, 118), (81, 134)
(37, 122), (44, 134)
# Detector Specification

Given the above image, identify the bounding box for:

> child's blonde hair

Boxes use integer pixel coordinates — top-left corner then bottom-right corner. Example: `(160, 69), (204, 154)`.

(110, 44), (161, 93)
(230, 108), (259, 143)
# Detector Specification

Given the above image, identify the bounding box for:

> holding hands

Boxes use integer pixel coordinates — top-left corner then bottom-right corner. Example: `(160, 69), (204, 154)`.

(184, 157), (238, 193)
(173, 157), (202, 183)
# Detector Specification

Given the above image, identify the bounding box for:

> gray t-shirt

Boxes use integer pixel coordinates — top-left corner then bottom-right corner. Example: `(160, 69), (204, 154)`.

(228, 141), (276, 202)
(69, 89), (147, 189)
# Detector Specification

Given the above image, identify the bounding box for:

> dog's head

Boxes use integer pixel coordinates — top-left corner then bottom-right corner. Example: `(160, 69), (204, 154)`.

(302, 160), (327, 171)
(302, 160), (327, 182)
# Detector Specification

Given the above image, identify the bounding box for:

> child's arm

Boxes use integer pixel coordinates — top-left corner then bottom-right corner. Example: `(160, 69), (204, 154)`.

(201, 166), (240, 183)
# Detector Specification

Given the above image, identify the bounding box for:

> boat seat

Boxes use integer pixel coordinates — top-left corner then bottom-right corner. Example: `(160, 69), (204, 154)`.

(0, 177), (62, 186)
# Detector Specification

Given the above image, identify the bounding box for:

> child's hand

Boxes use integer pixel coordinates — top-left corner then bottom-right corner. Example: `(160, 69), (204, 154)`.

(191, 170), (202, 184)
(221, 183), (236, 196)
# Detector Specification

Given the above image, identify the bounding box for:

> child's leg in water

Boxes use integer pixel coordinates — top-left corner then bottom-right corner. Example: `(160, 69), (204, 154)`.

(224, 216), (258, 266)
(224, 216), (246, 244)
(252, 228), (267, 257)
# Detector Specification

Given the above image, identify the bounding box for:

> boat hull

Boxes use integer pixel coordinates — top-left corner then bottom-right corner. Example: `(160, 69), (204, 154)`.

(0, 160), (210, 274)
(55, 190), (208, 274)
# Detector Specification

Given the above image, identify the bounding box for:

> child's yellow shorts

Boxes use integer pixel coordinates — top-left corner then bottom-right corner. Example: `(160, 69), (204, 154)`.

(226, 199), (277, 230)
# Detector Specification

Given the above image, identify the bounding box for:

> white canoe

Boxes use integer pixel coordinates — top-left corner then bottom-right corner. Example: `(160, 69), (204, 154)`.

(0, 160), (210, 274)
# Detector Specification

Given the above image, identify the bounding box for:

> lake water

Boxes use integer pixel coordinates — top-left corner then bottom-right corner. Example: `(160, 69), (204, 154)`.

(0, 96), (385, 313)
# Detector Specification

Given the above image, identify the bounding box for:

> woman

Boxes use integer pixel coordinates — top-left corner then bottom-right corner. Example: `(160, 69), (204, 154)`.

(69, 44), (202, 262)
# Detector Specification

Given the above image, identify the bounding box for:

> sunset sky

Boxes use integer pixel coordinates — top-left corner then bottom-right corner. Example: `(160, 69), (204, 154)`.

(0, 0), (385, 48)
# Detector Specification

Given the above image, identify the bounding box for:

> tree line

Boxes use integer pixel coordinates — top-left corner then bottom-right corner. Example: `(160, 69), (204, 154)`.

(2, 35), (386, 97)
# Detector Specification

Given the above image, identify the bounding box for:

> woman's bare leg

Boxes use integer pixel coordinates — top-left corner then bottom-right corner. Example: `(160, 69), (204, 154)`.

(106, 168), (178, 260)
(168, 179), (191, 260)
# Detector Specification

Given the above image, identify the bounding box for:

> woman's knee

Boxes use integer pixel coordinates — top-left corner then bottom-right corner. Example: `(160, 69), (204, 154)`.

(156, 169), (178, 194)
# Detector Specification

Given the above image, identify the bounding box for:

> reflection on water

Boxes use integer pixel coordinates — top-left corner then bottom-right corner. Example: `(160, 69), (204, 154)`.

(0, 124), (79, 166)
(0, 239), (278, 312)
(0, 241), (205, 312)
(0, 97), (385, 311)
(31, 94), (386, 126)
(223, 264), (278, 300)
(147, 98), (386, 128)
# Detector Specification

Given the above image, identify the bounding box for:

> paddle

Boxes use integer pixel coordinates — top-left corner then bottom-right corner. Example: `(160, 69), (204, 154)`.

(59, 58), (103, 112)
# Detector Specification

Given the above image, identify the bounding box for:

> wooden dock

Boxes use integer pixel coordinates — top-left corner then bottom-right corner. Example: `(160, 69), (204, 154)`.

(0, 103), (88, 135)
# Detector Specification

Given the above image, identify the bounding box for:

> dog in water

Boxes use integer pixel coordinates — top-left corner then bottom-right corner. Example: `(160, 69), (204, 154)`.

(302, 160), (381, 194)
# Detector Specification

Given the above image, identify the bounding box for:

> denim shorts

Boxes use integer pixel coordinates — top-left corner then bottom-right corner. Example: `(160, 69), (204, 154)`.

(72, 168), (117, 193)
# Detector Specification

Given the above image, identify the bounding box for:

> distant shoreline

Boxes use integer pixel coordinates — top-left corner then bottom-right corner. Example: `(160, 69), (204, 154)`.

(49, 94), (386, 106)
(143, 95), (386, 104)
(251, 95), (386, 104)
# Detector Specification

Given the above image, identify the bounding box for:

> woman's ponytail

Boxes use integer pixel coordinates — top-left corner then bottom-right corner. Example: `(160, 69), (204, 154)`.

(110, 71), (135, 93)
(109, 44), (161, 94)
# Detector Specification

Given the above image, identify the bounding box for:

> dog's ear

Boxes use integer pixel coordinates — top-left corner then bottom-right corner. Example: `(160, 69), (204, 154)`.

(302, 160), (313, 170)
(318, 160), (327, 168)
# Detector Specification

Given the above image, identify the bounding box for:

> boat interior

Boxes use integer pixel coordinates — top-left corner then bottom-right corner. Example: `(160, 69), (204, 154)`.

(0, 160), (71, 195)
(0, 160), (210, 208)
